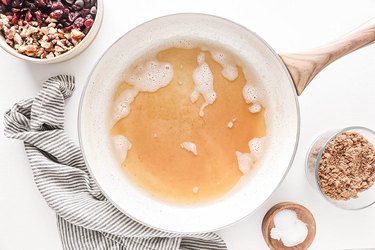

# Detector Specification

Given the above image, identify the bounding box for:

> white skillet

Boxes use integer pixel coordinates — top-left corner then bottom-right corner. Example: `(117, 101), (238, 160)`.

(79, 14), (375, 233)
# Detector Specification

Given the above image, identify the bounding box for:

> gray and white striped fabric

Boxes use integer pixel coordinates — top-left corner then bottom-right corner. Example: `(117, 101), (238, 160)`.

(4, 75), (227, 250)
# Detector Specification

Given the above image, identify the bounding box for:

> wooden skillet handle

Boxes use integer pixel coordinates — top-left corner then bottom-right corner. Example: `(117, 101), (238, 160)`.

(280, 17), (375, 95)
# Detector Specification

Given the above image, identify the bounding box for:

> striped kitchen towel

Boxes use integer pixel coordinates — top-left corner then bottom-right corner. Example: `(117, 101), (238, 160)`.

(4, 75), (227, 250)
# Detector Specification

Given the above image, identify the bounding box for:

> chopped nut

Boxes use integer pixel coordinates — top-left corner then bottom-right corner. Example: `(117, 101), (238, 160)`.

(56, 40), (68, 50)
(5, 27), (16, 39)
(71, 29), (85, 39)
(48, 27), (57, 35)
(5, 38), (14, 47)
(17, 44), (27, 53)
(54, 45), (64, 52)
(13, 33), (22, 45)
(45, 17), (57, 23)
(36, 48), (45, 57)
(41, 35), (49, 42)
(28, 26), (38, 35)
(25, 44), (37, 52)
(46, 52), (55, 59)
(40, 41), (52, 49)
(29, 21), (38, 27)
(40, 26), (49, 35)
(64, 33), (71, 40)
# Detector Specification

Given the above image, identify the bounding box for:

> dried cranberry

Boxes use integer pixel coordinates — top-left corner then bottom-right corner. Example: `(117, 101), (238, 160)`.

(83, 18), (92, 27)
(50, 9), (63, 19)
(44, 0), (51, 7)
(63, 24), (73, 32)
(73, 16), (83, 28)
(60, 19), (71, 26)
(51, 1), (64, 10)
(80, 8), (89, 16)
(11, 12), (18, 24)
(34, 10), (41, 20)
(24, 1), (34, 8)
(1, 0), (9, 6)
(0, 4), (6, 12)
(71, 4), (81, 11)
(20, 7), (29, 12)
(25, 10), (31, 21)
(11, 0), (23, 8)
(68, 11), (79, 22)
(11, 8), (20, 14)
(36, 0), (46, 7)
(82, 26), (89, 34)
(83, 0), (90, 8)
(62, 7), (69, 15)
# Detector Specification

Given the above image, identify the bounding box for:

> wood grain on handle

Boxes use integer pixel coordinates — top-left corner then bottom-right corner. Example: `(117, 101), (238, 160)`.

(280, 17), (375, 95)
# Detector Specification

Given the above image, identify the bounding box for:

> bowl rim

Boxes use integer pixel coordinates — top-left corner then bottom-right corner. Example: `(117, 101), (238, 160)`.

(0, 0), (103, 64)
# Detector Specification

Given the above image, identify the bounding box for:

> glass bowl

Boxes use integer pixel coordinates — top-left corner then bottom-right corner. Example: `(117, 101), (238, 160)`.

(306, 126), (375, 210)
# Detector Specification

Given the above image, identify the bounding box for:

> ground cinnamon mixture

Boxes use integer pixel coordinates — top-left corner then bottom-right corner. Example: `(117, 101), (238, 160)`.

(318, 131), (375, 200)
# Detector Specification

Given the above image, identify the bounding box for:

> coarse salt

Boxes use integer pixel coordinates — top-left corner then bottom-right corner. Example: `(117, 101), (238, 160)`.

(270, 209), (308, 247)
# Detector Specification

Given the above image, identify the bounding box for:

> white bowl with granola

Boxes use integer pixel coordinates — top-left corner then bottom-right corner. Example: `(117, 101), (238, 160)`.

(0, 0), (103, 64)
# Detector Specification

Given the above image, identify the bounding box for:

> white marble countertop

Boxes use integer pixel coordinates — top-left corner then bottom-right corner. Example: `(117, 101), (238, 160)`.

(1, 1), (375, 249)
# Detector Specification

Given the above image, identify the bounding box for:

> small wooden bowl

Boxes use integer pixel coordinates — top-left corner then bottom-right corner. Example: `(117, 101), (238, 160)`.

(262, 202), (316, 250)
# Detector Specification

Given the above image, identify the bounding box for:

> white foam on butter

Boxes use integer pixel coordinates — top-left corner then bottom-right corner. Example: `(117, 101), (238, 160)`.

(192, 186), (199, 193)
(211, 50), (238, 81)
(113, 88), (139, 122)
(249, 137), (264, 160)
(227, 117), (237, 129)
(180, 141), (198, 156)
(125, 60), (173, 92)
(113, 59), (174, 124)
(242, 82), (264, 114)
(191, 52), (216, 117)
(235, 151), (254, 174)
(236, 137), (265, 174)
(249, 103), (262, 113)
(227, 121), (234, 128)
(112, 135), (132, 163)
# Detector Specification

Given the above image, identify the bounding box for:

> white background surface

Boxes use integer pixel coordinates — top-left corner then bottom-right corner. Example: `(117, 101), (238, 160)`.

(1, 1), (375, 249)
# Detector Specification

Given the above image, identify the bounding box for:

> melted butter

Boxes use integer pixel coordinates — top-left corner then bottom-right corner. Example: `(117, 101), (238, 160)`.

(111, 47), (266, 203)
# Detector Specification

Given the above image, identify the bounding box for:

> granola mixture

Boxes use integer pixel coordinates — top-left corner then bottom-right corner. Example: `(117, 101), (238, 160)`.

(0, 0), (97, 58)
(318, 131), (375, 200)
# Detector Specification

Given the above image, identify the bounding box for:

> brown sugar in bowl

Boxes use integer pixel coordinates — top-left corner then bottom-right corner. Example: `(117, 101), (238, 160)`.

(262, 202), (316, 250)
